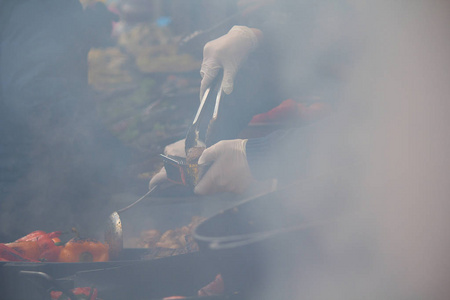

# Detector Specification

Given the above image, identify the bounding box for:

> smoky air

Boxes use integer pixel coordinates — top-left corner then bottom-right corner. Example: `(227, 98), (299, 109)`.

(0, 1), (449, 299)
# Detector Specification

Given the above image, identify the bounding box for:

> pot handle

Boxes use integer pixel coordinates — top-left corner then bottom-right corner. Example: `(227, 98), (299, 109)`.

(208, 230), (279, 250)
(206, 223), (320, 250)
(201, 217), (339, 250)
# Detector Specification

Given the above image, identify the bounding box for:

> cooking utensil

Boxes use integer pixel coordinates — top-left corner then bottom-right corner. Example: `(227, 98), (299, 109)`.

(19, 271), (79, 300)
(73, 252), (222, 300)
(105, 185), (159, 260)
(185, 70), (224, 154)
(193, 180), (349, 297)
(160, 154), (212, 188)
(1, 251), (224, 300)
(0, 249), (153, 300)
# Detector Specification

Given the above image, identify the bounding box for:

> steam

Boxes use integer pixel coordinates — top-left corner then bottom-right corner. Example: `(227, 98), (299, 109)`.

(1, 1), (449, 299)
(0, 0), (128, 241)
(261, 1), (450, 299)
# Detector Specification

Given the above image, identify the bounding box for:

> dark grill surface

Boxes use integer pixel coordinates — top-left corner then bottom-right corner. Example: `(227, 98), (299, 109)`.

(0, 250), (223, 300)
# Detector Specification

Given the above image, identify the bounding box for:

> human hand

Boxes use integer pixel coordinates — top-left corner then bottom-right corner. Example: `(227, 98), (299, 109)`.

(200, 26), (262, 100)
(148, 139), (186, 190)
(194, 139), (254, 195)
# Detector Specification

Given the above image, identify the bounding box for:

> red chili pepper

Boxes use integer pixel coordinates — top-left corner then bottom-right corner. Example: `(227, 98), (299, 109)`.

(50, 287), (97, 300)
(15, 230), (48, 242)
(0, 243), (39, 262)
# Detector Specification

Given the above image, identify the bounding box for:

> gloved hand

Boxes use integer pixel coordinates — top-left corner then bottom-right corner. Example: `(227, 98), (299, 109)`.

(194, 139), (254, 195)
(148, 139), (186, 190)
(200, 26), (262, 100)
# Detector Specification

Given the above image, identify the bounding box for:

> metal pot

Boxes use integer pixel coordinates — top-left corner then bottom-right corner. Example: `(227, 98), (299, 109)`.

(193, 181), (345, 298)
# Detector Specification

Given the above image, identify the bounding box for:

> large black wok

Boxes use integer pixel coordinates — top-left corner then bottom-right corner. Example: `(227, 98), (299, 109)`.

(193, 178), (351, 298)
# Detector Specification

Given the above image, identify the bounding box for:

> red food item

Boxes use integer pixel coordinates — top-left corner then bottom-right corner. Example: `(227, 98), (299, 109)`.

(2, 230), (63, 262)
(198, 274), (224, 297)
(15, 230), (61, 242)
(250, 99), (299, 124)
(51, 287), (98, 300)
(15, 230), (48, 242)
(0, 243), (38, 262)
(4, 241), (40, 260)
(250, 99), (333, 125)
(37, 234), (63, 262)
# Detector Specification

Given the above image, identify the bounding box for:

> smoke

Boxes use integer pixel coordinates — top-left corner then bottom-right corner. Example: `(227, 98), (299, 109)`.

(0, 0), (130, 241)
(1, 1), (449, 299)
(259, 1), (450, 299)
(348, 1), (450, 298)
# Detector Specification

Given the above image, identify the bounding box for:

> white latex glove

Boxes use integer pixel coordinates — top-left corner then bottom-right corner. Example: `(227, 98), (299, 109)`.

(148, 139), (186, 190)
(194, 139), (254, 195)
(200, 26), (261, 100)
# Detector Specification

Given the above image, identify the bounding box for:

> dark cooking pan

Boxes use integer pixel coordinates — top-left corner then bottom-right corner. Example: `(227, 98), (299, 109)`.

(0, 248), (158, 300)
(193, 179), (349, 298)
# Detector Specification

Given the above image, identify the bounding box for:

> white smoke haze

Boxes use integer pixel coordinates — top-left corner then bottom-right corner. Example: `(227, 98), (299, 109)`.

(266, 1), (450, 299)
(0, 1), (449, 299)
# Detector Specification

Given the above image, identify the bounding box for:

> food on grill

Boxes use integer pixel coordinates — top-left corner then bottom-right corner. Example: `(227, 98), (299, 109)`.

(51, 287), (98, 300)
(128, 216), (205, 259)
(37, 234), (64, 262)
(14, 231), (47, 243)
(137, 229), (161, 248)
(4, 241), (40, 260)
(58, 238), (109, 263)
(198, 274), (224, 297)
(161, 274), (224, 300)
(186, 146), (205, 165)
(1, 230), (109, 262)
(186, 146), (206, 186)
(0, 230), (63, 262)
(0, 243), (38, 262)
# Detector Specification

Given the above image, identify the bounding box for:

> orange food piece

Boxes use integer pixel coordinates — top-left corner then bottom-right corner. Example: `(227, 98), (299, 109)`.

(0, 243), (38, 262)
(58, 238), (109, 262)
(15, 230), (48, 242)
(5, 241), (40, 260)
(37, 235), (63, 262)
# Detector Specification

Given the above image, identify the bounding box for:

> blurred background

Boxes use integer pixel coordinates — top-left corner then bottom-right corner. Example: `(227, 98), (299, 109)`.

(0, 0), (243, 241)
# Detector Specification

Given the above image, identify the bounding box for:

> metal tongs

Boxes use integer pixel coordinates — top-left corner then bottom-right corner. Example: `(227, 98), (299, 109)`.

(106, 74), (224, 258)
(161, 71), (224, 187)
(185, 70), (224, 153)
